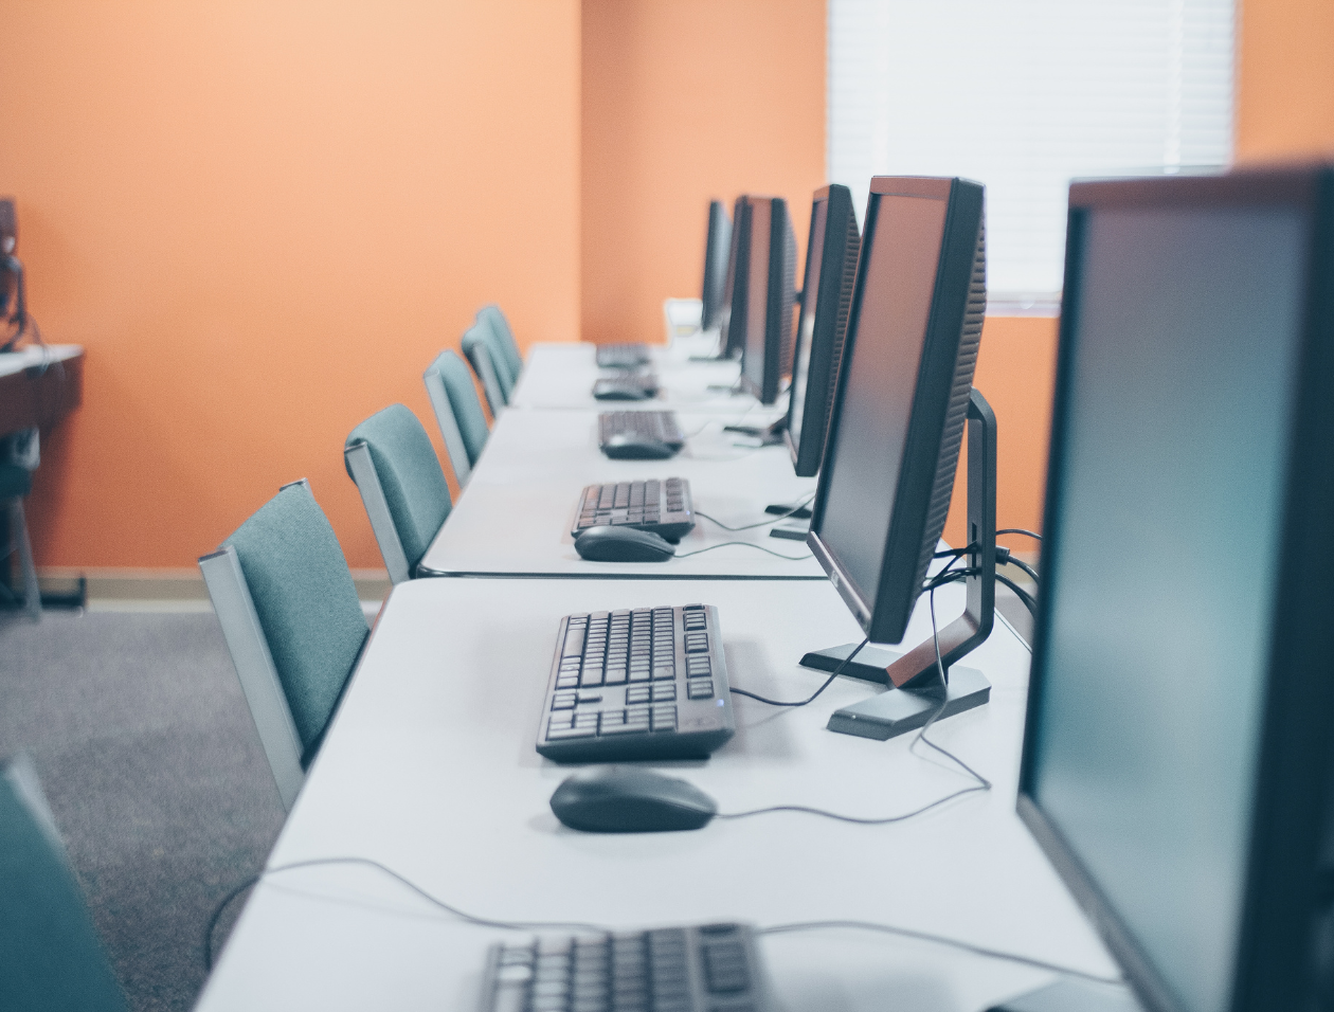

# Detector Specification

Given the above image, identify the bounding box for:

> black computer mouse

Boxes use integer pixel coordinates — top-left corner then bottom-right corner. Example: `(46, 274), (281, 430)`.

(550, 767), (718, 833)
(574, 526), (676, 562)
(602, 434), (678, 460)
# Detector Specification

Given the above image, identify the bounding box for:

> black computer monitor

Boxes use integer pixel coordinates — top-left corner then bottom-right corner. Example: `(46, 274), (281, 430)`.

(719, 196), (750, 360)
(0, 198), (27, 354)
(784, 184), (861, 477)
(701, 200), (732, 332)
(737, 196), (798, 406)
(804, 176), (990, 738)
(1015, 165), (1334, 1012)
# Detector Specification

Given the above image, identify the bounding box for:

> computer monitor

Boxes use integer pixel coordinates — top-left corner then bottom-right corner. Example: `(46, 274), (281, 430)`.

(804, 176), (990, 738)
(0, 198), (26, 354)
(784, 184), (861, 477)
(700, 200), (732, 332)
(737, 196), (798, 406)
(1015, 165), (1334, 1012)
(717, 197), (750, 361)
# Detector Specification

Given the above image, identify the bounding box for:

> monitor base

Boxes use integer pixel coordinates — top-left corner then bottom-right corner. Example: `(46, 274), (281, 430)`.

(768, 521), (809, 541)
(986, 979), (1141, 1012)
(800, 642), (905, 684)
(825, 665), (989, 741)
(764, 502), (813, 520)
(723, 417), (786, 445)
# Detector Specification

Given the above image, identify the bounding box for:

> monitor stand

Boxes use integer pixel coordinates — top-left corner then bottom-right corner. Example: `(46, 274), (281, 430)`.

(804, 388), (998, 741)
(986, 979), (1142, 1012)
(723, 417), (786, 445)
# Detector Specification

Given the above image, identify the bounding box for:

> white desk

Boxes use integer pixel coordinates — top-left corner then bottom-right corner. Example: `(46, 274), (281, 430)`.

(508, 343), (763, 413)
(419, 408), (826, 579)
(0, 342), (82, 378)
(197, 577), (1116, 1012)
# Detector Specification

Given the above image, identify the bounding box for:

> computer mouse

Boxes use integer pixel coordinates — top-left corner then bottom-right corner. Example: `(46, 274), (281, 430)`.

(550, 766), (718, 833)
(574, 526), (677, 562)
(602, 434), (678, 460)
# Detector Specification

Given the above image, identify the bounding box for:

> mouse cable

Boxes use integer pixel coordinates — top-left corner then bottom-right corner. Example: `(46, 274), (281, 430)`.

(728, 637), (871, 708)
(694, 491), (817, 532)
(729, 561), (980, 710)
(203, 854), (607, 971)
(755, 920), (1123, 987)
(206, 853), (1121, 988)
(679, 400), (762, 439)
(674, 541), (811, 561)
(731, 557), (992, 821)
(997, 527), (1042, 542)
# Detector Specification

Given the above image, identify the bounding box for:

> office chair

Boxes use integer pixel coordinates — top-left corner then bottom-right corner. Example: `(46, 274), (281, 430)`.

(344, 404), (452, 585)
(423, 349), (490, 486)
(199, 480), (368, 811)
(476, 303), (524, 380)
(0, 462), (39, 620)
(0, 753), (128, 1012)
(461, 322), (508, 418)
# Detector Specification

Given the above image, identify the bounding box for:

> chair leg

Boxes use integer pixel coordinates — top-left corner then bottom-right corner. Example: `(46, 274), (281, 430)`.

(9, 498), (40, 620)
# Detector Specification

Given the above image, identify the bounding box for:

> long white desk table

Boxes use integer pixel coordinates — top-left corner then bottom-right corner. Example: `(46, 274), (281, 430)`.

(197, 577), (1116, 1011)
(420, 407), (826, 579)
(508, 343), (763, 412)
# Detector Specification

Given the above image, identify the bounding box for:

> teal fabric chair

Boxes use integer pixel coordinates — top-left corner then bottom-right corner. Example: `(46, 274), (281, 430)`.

(344, 404), (452, 585)
(0, 463), (39, 619)
(477, 304), (524, 380)
(0, 753), (128, 1012)
(199, 480), (368, 810)
(423, 349), (490, 485)
(461, 322), (509, 417)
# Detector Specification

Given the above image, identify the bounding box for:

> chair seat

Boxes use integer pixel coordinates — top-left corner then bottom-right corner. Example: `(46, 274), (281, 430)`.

(0, 464), (32, 500)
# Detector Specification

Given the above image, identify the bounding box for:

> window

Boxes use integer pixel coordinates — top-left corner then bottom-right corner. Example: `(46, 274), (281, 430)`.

(828, 0), (1234, 308)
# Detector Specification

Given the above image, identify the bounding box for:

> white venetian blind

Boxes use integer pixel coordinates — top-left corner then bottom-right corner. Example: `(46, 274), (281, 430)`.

(828, 0), (1234, 305)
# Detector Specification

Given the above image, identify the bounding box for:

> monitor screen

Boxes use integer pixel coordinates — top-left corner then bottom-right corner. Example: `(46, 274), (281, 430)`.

(787, 197), (827, 457)
(1020, 172), (1322, 1012)
(785, 185), (860, 478)
(701, 200), (732, 331)
(741, 199), (774, 396)
(720, 197), (750, 359)
(808, 177), (985, 644)
(738, 197), (798, 406)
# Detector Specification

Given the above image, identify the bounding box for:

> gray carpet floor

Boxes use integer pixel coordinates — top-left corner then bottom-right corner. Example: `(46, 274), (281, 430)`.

(0, 608), (287, 1012)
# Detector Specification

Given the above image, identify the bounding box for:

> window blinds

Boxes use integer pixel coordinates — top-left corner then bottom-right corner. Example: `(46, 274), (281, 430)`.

(828, 0), (1234, 305)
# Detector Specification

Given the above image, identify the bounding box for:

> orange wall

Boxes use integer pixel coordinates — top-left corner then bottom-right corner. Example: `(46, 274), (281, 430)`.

(943, 317), (1059, 548)
(1236, 0), (1334, 161)
(581, 0), (827, 346)
(1, 0), (581, 570)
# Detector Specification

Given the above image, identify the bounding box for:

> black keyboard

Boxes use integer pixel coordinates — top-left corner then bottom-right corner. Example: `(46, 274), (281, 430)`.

(536, 605), (734, 763)
(481, 923), (772, 1012)
(593, 375), (659, 401)
(572, 479), (695, 542)
(596, 343), (652, 369)
(598, 411), (686, 459)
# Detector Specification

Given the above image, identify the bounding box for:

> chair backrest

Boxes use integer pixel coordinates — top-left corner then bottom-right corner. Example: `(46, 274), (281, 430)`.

(423, 349), (489, 485)
(461, 324), (508, 417)
(200, 480), (368, 809)
(0, 754), (128, 1012)
(477, 303), (524, 379)
(345, 404), (452, 584)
